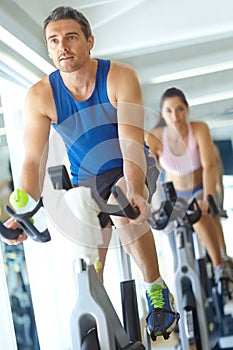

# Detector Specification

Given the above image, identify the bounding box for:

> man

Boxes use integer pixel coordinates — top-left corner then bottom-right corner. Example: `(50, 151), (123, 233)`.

(3, 6), (179, 340)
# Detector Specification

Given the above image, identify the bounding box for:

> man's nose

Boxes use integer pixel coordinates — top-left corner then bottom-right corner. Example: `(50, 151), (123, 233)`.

(59, 39), (68, 52)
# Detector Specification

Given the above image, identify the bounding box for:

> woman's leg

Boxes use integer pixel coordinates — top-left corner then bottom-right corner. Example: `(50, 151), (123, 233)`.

(194, 214), (223, 268)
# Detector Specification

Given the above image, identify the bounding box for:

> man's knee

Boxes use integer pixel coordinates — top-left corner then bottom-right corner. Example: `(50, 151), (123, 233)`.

(116, 221), (151, 245)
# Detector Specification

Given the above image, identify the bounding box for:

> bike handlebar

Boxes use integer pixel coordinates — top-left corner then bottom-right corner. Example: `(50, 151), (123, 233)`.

(1, 197), (51, 242)
(148, 200), (174, 230)
(109, 186), (140, 219)
(0, 222), (23, 240)
(157, 181), (219, 228)
(0, 184), (171, 243)
(1, 165), (186, 243)
(206, 194), (219, 217)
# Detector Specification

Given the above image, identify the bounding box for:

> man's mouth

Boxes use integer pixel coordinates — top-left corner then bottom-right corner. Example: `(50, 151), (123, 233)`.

(59, 56), (73, 61)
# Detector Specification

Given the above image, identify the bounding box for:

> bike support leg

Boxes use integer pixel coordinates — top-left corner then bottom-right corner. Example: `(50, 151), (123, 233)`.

(175, 267), (211, 350)
(70, 264), (131, 349)
(174, 227), (211, 350)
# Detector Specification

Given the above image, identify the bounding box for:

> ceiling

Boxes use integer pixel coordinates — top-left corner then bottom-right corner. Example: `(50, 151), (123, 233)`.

(1, 0), (233, 135)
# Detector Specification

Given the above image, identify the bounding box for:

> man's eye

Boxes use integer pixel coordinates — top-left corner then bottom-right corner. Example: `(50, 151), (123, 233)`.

(69, 36), (76, 40)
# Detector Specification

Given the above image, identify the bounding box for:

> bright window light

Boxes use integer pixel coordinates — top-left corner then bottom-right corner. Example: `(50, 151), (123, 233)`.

(0, 51), (42, 84)
(149, 62), (233, 106)
(189, 90), (233, 106)
(0, 25), (54, 75)
(150, 61), (233, 84)
(207, 119), (233, 128)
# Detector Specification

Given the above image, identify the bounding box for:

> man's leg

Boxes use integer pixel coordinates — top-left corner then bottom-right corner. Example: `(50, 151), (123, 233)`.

(97, 222), (112, 282)
(118, 227), (160, 283)
(108, 177), (179, 340)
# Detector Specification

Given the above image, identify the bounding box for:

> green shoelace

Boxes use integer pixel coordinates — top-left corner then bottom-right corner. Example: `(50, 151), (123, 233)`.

(147, 284), (165, 309)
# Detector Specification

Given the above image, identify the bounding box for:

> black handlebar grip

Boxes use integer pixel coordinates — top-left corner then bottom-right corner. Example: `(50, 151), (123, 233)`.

(0, 221), (23, 240)
(162, 181), (177, 203)
(186, 198), (202, 225)
(207, 194), (219, 217)
(148, 200), (174, 230)
(148, 211), (168, 230)
(111, 186), (140, 219)
(4, 198), (51, 243)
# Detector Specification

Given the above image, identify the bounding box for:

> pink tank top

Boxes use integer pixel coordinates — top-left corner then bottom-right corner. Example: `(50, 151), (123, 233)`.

(159, 123), (201, 176)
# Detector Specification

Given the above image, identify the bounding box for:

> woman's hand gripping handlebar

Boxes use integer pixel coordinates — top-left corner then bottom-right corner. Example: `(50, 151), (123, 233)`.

(151, 181), (220, 229)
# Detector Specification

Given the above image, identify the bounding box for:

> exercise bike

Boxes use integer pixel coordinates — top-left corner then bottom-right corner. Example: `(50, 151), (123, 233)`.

(0, 165), (177, 350)
(47, 165), (180, 349)
(156, 181), (233, 350)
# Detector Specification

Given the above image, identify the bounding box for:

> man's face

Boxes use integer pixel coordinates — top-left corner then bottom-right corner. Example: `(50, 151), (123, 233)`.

(45, 19), (94, 72)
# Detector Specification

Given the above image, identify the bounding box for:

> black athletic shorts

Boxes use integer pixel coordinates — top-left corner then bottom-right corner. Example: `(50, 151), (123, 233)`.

(76, 157), (159, 228)
(77, 167), (124, 228)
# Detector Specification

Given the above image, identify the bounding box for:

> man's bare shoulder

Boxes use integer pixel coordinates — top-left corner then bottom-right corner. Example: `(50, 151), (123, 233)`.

(110, 60), (136, 71)
(26, 76), (56, 121)
(107, 60), (142, 105)
(109, 60), (139, 79)
(27, 76), (51, 98)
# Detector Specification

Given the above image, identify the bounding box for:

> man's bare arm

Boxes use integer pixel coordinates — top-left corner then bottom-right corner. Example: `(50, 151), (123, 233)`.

(19, 84), (51, 200)
(113, 63), (146, 197)
(3, 83), (51, 244)
(107, 63), (153, 223)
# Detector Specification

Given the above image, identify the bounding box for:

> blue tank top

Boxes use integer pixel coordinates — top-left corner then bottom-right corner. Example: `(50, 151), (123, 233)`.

(49, 58), (149, 184)
(50, 59), (124, 184)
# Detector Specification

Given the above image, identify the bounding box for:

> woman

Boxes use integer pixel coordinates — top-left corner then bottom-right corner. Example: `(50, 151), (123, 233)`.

(146, 87), (233, 295)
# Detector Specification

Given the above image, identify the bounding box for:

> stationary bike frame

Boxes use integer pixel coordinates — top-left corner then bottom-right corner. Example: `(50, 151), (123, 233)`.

(0, 181), (145, 350)
(48, 165), (173, 350)
(160, 181), (219, 350)
(0, 165), (175, 350)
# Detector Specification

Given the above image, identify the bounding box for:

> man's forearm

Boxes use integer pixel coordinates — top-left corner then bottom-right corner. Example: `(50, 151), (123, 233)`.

(124, 159), (146, 196)
(19, 160), (45, 200)
(122, 141), (146, 196)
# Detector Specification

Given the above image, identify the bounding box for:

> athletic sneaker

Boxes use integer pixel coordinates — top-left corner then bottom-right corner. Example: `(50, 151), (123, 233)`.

(222, 255), (233, 270)
(146, 283), (179, 341)
(214, 262), (233, 298)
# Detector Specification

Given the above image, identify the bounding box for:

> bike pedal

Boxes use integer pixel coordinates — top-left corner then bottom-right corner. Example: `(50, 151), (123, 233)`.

(218, 279), (233, 299)
(147, 311), (180, 342)
(162, 331), (171, 340)
(148, 329), (171, 341)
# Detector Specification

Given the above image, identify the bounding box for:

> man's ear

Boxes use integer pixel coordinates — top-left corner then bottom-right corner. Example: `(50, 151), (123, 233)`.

(88, 35), (94, 52)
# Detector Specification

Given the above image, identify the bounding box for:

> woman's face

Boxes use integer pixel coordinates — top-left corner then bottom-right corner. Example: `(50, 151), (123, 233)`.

(161, 96), (189, 128)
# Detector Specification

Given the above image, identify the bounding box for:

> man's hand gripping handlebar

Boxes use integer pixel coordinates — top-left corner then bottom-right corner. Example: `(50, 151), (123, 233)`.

(0, 165), (175, 244)
(0, 198), (51, 243)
